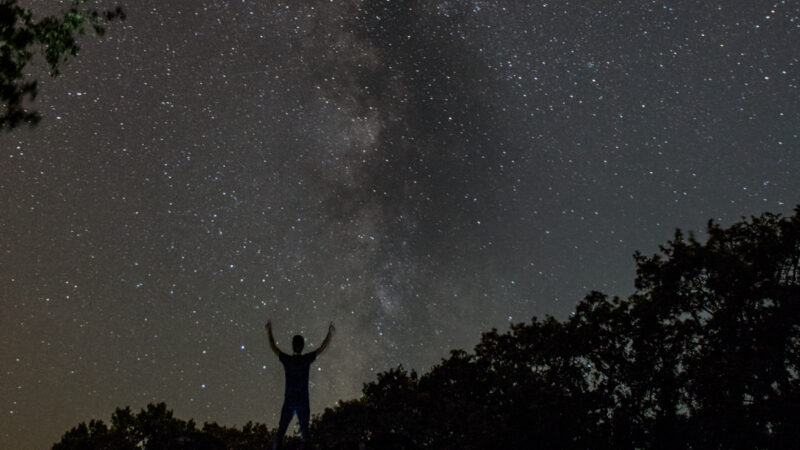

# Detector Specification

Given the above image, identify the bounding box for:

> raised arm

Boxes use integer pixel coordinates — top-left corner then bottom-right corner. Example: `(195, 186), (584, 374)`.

(266, 320), (284, 357)
(314, 322), (335, 357)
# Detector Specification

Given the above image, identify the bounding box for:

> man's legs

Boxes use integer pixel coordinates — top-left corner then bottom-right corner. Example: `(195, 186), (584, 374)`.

(296, 403), (311, 441)
(273, 403), (295, 450)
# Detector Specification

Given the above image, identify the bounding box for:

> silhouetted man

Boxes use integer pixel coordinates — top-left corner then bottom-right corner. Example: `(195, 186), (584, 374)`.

(266, 320), (334, 449)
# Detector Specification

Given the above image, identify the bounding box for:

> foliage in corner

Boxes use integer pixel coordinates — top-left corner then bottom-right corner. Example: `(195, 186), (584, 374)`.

(0, 0), (124, 131)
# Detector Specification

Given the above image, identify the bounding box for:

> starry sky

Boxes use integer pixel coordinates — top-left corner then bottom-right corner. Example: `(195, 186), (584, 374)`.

(2, 0), (798, 448)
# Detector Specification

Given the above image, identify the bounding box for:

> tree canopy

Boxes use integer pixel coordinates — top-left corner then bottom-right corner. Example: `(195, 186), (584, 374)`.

(0, 0), (123, 131)
(53, 206), (800, 449)
(52, 402), (280, 450)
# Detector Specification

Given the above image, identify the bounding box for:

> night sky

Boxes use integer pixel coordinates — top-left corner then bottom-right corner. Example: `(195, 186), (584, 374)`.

(2, 0), (798, 448)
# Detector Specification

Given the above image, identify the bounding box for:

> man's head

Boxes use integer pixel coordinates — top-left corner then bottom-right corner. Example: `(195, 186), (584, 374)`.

(292, 335), (304, 354)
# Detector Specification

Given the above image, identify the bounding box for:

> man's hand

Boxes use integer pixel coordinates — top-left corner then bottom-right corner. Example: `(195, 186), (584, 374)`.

(315, 322), (335, 357)
(266, 319), (281, 356)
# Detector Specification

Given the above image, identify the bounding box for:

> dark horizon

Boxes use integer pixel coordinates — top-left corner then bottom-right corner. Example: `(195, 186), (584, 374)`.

(51, 207), (800, 448)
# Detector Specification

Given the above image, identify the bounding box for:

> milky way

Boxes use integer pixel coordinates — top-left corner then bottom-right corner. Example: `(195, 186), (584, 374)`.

(2, 1), (798, 448)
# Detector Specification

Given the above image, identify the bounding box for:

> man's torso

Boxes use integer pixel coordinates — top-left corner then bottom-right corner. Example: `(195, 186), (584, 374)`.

(279, 352), (316, 403)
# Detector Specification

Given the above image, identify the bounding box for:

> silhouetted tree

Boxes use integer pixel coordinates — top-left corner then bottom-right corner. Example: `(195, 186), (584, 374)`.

(311, 367), (419, 449)
(52, 418), (129, 450)
(311, 206), (799, 449)
(55, 207), (800, 449)
(631, 209), (799, 448)
(571, 207), (800, 448)
(0, 0), (123, 131)
(201, 421), (276, 450)
(53, 402), (216, 450)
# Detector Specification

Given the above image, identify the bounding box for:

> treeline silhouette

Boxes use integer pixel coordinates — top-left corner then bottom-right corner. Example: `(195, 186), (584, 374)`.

(54, 207), (800, 449)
